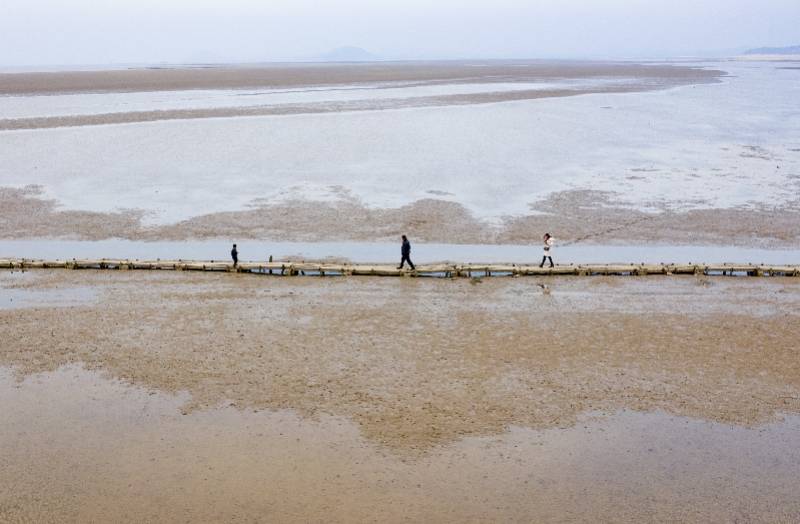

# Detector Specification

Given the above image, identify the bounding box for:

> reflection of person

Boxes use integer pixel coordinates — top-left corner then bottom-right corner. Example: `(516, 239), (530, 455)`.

(397, 235), (415, 270)
(539, 233), (554, 268)
(231, 244), (238, 268)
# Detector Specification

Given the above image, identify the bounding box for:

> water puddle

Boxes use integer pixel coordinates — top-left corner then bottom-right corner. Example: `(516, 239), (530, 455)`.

(0, 270), (97, 309)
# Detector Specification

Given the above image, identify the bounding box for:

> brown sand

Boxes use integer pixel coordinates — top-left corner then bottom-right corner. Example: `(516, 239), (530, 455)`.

(2, 271), (800, 522)
(3, 185), (799, 247)
(2, 270), (800, 446)
(0, 60), (721, 96)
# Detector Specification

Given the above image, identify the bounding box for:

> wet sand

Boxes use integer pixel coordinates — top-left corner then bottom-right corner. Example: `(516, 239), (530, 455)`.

(2, 270), (800, 521)
(0, 60), (721, 96)
(3, 366), (799, 523)
(3, 186), (799, 247)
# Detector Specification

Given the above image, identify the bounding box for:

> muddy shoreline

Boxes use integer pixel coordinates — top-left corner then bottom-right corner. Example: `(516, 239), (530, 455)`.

(3, 186), (799, 248)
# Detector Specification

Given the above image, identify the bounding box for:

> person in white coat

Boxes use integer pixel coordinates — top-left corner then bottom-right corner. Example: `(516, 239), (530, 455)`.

(539, 233), (554, 268)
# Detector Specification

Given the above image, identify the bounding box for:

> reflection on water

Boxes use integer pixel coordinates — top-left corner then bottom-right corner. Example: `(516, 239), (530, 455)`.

(1, 365), (799, 522)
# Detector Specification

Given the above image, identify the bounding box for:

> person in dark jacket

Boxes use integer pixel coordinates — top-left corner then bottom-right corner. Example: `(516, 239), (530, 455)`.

(397, 235), (415, 270)
(231, 243), (238, 268)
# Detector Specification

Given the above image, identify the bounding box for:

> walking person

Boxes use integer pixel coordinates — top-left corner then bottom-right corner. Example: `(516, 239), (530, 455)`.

(397, 235), (415, 270)
(231, 243), (239, 268)
(539, 233), (554, 268)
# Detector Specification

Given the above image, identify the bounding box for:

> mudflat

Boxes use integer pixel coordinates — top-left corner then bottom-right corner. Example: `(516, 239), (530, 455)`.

(3, 61), (796, 249)
(0, 61), (723, 130)
(3, 186), (798, 247)
(2, 270), (799, 522)
(0, 60), (721, 96)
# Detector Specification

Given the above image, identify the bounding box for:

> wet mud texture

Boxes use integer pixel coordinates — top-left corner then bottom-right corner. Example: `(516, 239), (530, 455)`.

(3, 186), (799, 247)
(2, 270), (799, 452)
(3, 366), (800, 523)
(2, 271), (800, 522)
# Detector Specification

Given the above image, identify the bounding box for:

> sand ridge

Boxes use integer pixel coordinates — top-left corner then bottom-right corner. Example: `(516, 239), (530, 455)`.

(0, 60), (722, 96)
(0, 60), (723, 129)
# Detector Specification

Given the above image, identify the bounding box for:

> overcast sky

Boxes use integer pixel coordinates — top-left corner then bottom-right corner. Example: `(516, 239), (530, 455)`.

(2, 0), (798, 65)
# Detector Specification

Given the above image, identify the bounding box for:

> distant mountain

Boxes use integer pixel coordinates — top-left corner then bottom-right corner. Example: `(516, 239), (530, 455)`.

(317, 46), (380, 62)
(744, 44), (800, 55)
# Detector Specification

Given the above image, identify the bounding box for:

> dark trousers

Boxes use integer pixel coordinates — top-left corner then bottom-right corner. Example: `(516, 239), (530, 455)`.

(399, 254), (415, 269)
(232, 256), (238, 268)
(539, 256), (553, 268)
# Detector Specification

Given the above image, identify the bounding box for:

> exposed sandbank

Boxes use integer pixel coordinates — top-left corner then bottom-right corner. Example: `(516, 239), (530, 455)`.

(0, 60), (722, 96)
(2, 186), (798, 248)
(0, 61), (723, 129)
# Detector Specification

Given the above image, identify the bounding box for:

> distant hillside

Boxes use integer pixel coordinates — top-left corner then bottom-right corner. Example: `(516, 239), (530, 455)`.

(317, 46), (379, 62)
(744, 44), (800, 55)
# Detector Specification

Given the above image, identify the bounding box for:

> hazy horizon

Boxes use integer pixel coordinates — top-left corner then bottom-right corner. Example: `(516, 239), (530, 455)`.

(2, 0), (798, 67)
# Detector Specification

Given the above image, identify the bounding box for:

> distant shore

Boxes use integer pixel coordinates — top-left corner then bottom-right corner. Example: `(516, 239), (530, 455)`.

(0, 60), (723, 130)
(0, 59), (722, 96)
